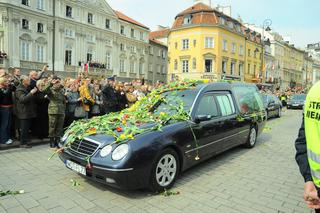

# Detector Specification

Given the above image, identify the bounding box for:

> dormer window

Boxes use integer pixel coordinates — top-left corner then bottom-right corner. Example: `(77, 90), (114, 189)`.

(220, 17), (226, 25)
(22, 19), (29, 30)
(183, 14), (192, 25)
(22, 0), (29, 6)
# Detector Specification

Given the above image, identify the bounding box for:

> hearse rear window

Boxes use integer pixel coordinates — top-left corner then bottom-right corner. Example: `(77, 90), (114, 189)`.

(233, 85), (264, 114)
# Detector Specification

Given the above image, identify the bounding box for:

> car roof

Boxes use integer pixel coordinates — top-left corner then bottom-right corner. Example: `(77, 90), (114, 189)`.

(197, 82), (258, 94)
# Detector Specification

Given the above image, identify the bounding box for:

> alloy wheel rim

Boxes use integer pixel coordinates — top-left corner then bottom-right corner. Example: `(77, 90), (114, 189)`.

(250, 128), (256, 146)
(156, 154), (177, 187)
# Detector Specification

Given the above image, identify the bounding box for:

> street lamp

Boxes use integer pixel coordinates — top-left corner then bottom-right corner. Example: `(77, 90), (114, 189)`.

(261, 19), (272, 83)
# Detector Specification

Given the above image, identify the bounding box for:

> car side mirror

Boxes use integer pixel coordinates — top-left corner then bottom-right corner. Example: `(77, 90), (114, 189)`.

(194, 115), (211, 124)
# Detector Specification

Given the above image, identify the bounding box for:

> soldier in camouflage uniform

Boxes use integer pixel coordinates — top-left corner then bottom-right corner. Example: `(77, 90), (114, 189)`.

(42, 76), (66, 148)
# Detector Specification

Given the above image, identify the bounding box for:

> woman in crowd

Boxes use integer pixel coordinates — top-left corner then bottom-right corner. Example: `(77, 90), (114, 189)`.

(79, 78), (95, 119)
(90, 83), (102, 117)
(65, 80), (80, 126)
(0, 76), (15, 145)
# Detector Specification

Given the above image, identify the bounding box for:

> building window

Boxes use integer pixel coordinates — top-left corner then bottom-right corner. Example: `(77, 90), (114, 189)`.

(239, 63), (243, 76)
(192, 58), (196, 70)
(161, 65), (165, 74)
(66, 6), (72, 18)
(175, 42), (178, 49)
(22, 19), (29, 30)
(37, 23), (44, 33)
(88, 13), (93, 24)
(105, 19), (110, 29)
(161, 50), (166, 59)
(222, 61), (227, 74)
(248, 63), (251, 74)
(205, 37), (214, 48)
(254, 64), (257, 76)
(21, 41), (30, 61)
(120, 26), (125, 35)
(230, 62), (235, 75)
(130, 61), (135, 73)
(148, 63), (153, 72)
(183, 14), (192, 25)
(222, 40), (228, 51)
(139, 62), (144, 74)
(193, 39), (197, 47)
(21, 0), (29, 6)
(174, 60), (178, 70)
(220, 17), (226, 25)
(106, 52), (111, 70)
(131, 28), (135, 38)
(157, 64), (161, 73)
(149, 46), (153, 55)
(182, 60), (189, 73)
(239, 45), (244, 56)
(158, 49), (161, 57)
(36, 44), (44, 62)
(120, 59), (125, 72)
(87, 52), (93, 62)
(248, 49), (251, 57)
(65, 28), (74, 38)
(140, 32), (144, 40)
(205, 59), (213, 73)
(120, 43), (125, 51)
(130, 46), (136, 53)
(65, 50), (72, 65)
(182, 39), (189, 50)
(37, 0), (44, 10)
(232, 43), (236, 53)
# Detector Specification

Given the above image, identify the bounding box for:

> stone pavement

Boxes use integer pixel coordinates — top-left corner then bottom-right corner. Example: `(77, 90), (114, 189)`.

(0, 110), (313, 213)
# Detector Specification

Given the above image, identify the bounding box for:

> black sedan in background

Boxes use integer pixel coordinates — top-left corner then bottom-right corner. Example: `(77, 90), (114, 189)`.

(262, 94), (282, 119)
(287, 94), (307, 109)
(59, 82), (266, 192)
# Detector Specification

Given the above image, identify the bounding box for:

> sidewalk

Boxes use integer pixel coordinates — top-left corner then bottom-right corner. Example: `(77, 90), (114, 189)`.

(0, 138), (50, 150)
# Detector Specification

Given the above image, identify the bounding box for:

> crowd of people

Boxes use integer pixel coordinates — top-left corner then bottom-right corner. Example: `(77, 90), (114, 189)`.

(0, 65), (164, 148)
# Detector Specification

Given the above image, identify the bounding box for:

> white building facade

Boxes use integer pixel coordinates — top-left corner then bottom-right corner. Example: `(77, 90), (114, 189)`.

(0, 0), (167, 82)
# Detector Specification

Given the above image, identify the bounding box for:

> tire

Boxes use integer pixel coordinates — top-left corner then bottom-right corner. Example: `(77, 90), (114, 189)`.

(149, 148), (180, 192)
(277, 108), (281, 118)
(245, 126), (257, 148)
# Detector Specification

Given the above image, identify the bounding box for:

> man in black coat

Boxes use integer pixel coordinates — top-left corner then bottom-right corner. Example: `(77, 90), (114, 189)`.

(101, 77), (118, 115)
(15, 75), (38, 148)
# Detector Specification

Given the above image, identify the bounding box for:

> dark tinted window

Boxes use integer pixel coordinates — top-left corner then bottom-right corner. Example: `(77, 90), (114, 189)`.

(232, 84), (264, 113)
(195, 95), (219, 117)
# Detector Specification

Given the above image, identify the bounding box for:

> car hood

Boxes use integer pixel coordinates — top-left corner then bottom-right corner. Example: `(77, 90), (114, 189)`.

(84, 122), (157, 147)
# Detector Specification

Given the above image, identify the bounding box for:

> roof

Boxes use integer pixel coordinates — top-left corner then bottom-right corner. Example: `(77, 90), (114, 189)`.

(149, 29), (170, 40)
(149, 38), (167, 48)
(172, 3), (261, 44)
(114, 10), (149, 30)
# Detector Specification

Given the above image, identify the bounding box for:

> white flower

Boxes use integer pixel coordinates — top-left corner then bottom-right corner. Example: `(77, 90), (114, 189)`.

(19, 190), (25, 194)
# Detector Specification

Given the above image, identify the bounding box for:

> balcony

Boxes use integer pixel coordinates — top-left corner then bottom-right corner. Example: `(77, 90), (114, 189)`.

(20, 61), (46, 70)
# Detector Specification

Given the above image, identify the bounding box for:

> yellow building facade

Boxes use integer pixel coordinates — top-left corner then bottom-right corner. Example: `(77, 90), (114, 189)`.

(167, 3), (263, 83)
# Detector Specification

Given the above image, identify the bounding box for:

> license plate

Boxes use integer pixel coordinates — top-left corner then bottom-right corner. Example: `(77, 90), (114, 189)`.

(293, 104), (299, 106)
(65, 160), (86, 176)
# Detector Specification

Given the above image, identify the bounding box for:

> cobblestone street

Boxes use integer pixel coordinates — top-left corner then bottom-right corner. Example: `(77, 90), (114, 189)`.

(0, 110), (312, 213)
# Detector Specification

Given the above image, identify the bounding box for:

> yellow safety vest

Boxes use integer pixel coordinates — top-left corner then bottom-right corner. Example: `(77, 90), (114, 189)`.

(305, 81), (320, 187)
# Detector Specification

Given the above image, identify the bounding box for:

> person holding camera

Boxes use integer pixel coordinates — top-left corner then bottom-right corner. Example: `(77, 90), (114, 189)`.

(15, 75), (38, 148)
(42, 76), (66, 148)
(65, 81), (80, 126)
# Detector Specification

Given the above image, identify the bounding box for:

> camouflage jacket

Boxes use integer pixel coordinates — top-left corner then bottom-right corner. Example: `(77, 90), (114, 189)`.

(42, 83), (66, 115)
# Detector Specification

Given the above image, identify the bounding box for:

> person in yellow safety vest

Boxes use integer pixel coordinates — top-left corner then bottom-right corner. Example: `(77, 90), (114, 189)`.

(280, 93), (287, 107)
(295, 81), (320, 211)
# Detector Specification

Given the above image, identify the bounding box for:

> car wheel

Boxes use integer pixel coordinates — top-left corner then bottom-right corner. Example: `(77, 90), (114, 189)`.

(149, 148), (180, 192)
(277, 108), (281, 118)
(245, 126), (257, 148)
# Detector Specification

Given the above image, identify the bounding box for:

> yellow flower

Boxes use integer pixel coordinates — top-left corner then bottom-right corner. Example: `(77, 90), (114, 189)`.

(160, 112), (167, 117)
(119, 134), (127, 140)
(202, 79), (210, 84)
(128, 134), (134, 140)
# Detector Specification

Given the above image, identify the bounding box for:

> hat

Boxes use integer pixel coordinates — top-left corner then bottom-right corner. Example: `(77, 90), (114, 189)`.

(52, 75), (61, 80)
(107, 76), (115, 81)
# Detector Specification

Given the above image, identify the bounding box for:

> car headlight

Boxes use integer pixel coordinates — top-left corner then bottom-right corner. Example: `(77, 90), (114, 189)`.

(100, 145), (112, 158)
(112, 144), (129, 161)
(61, 134), (68, 143)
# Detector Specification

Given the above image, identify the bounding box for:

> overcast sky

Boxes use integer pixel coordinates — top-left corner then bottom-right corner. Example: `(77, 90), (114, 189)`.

(107, 0), (320, 49)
